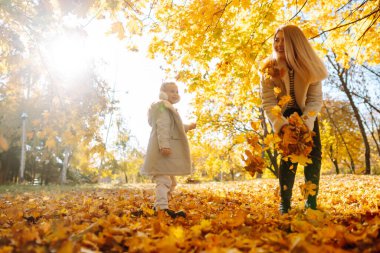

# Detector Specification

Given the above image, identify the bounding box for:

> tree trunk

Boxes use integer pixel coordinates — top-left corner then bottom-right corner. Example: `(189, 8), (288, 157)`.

(19, 113), (28, 183)
(59, 147), (70, 184)
(329, 145), (339, 174)
(230, 169), (235, 181)
(333, 159), (339, 174)
(124, 171), (128, 183)
(365, 109), (380, 157)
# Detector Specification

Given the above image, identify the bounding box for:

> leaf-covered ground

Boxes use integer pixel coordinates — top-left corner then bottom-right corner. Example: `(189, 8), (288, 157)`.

(0, 175), (379, 253)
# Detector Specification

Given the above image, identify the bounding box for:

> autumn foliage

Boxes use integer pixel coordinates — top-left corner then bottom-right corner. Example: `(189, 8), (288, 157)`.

(277, 113), (315, 166)
(0, 175), (379, 252)
(242, 133), (266, 178)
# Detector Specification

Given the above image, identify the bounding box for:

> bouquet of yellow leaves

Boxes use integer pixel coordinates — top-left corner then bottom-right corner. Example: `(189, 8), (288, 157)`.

(277, 112), (315, 166)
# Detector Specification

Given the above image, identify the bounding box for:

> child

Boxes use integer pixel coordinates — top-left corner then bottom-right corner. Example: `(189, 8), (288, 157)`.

(140, 81), (196, 218)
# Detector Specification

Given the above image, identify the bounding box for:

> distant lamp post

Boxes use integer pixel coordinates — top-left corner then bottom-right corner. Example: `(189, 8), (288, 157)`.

(19, 112), (28, 183)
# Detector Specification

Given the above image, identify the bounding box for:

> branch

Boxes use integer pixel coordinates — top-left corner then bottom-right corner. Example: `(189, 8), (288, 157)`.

(288, 0), (308, 21)
(310, 7), (380, 39)
(205, 0), (233, 32)
(336, 0), (355, 12)
(357, 10), (380, 40)
(362, 65), (380, 78)
(350, 91), (380, 113)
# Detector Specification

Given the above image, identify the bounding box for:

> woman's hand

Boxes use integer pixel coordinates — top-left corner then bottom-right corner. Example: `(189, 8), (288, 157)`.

(160, 147), (172, 156)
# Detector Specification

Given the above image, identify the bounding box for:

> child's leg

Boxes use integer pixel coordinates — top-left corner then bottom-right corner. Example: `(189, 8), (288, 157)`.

(168, 176), (177, 200)
(153, 175), (171, 210)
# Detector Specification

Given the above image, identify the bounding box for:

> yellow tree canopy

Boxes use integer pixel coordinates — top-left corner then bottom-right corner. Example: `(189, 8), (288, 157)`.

(144, 0), (380, 175)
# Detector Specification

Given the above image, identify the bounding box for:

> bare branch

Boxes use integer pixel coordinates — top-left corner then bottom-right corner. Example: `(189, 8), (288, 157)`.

(362, 65), (380, 78)
(310, 7), (380, 39)
(350, 91), (380, 113)
(289, 0), (308, 21)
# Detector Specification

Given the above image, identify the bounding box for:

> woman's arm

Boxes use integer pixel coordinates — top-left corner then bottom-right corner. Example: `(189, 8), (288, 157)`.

(261, 75), (288, 133)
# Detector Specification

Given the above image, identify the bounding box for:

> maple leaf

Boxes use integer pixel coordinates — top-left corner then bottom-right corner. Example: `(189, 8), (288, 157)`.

(278, 95), (292, 108)
(109, 22), (126, 40)
(0, 134), (9, 151)
(287, 154), (312, 166)
(300, 181), (317, 199)
(271, 105), (282, 118)
(273, 87), (282, 96)
(45, 136), (56, 150)
(307, 111), (317, 117)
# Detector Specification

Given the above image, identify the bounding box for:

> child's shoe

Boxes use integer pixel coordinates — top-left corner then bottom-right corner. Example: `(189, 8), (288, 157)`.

(163, 209), (186, 219)
(155, 208), (186, 219)
(131, 210), (144, 217)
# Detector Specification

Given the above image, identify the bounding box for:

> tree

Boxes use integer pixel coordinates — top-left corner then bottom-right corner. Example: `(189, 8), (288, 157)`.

(0, 0), (151, 184)
(147, 0), (380, 176)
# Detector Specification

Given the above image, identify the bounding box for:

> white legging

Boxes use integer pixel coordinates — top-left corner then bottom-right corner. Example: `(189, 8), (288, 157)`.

(152, 175), (177, 210)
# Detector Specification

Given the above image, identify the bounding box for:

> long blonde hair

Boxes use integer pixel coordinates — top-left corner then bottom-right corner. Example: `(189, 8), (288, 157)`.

(274, 25), (328, 83)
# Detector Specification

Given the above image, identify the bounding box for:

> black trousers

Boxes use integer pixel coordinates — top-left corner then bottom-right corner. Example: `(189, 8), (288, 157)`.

(279, 107), (322, 210)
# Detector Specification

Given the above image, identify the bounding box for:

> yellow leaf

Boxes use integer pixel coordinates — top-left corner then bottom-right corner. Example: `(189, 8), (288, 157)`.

(307, 111), (317, 117)
(45, 137), (56, 149)
(287, 154), (312, 166)
(278, 95), (291, 107)
(271, 105), (282, 118)
(57, 240), (74, 253)
(169, 226), (185, 242)
(0, 134), (9, 151)
(300, 181), (317, 199)
(110, 22), (125, 40)
(273, 87), (282, 96)
(233, 134), (246, 144)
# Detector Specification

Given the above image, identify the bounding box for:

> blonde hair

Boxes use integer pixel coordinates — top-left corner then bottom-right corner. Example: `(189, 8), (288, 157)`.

(160, 81), (177, 91)
(274, 25), (328, 83)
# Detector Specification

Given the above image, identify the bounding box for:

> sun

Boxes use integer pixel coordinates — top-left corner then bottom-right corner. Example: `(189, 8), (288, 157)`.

(44, 32), (90, 82)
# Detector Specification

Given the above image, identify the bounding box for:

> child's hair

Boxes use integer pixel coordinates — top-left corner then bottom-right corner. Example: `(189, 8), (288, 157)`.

(159, 81), (177, 100)
(274, 25), (328, 83)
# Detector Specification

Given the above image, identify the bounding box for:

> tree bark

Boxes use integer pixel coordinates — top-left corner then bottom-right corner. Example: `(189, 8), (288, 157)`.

(329, 145), (340, 174)
(59, 147), (70, 184)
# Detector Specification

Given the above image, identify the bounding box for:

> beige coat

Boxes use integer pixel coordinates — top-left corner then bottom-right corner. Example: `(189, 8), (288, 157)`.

(261, 59), (323, 133)
(141, 100), (192, 176)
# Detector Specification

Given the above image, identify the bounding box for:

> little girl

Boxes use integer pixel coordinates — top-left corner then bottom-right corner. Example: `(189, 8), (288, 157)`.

(140, 81), (196, 218)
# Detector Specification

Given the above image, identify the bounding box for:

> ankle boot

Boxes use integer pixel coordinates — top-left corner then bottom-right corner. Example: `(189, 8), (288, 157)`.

(279, 200), (291, 214)
(305, 196), (317, 210)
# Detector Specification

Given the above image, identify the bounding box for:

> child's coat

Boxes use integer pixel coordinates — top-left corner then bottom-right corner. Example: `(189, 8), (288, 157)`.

(141, 100), (192, 176)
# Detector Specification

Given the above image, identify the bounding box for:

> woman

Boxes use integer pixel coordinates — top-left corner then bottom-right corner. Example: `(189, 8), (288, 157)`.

(260, 25), (328, 214)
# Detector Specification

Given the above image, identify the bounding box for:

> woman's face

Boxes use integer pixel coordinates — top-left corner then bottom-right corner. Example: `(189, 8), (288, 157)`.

(274, 30), (285, 60)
